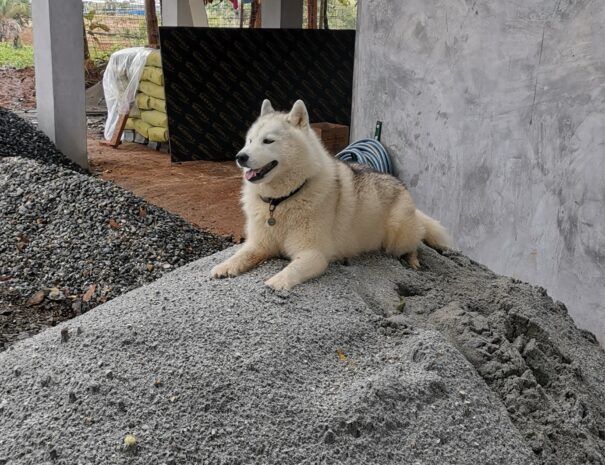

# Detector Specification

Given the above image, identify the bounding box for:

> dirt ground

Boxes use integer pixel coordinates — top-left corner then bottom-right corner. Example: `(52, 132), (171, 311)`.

(88, 140), (246, 241)
(0, 62), (103, 114)
(0, 67), (36, 111)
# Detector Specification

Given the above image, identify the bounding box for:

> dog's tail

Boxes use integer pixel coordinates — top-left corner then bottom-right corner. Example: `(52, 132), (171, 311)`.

(416, 209), (451, 250)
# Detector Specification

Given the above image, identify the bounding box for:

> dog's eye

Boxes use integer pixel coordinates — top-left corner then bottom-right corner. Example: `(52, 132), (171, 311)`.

(263, 138), (275, 144)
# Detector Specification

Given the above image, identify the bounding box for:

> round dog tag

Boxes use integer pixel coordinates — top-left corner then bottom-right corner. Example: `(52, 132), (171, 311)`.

(267, 217), (276, 226)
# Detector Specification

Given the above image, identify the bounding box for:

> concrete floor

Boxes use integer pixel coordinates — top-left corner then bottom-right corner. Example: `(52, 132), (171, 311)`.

(88, 139), (245, 241)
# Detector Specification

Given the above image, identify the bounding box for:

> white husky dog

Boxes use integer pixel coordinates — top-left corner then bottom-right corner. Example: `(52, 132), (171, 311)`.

(211, 99), (450, 290)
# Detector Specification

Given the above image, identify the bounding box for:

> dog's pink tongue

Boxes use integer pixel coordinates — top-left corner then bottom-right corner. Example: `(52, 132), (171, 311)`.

(244, 169), (258, 181)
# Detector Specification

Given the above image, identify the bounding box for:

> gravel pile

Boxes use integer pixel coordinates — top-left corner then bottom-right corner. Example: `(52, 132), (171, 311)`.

(0, 108), (83, 171)
(0, 109), (231, 349)
(0, 248), (604, 464)
(0, 157), (231, 347)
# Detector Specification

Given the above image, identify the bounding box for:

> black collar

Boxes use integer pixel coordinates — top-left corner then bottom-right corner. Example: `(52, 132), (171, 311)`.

(260, 180), (308, 207)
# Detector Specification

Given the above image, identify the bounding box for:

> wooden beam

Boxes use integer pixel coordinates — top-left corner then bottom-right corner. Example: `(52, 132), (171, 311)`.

(145, 0), (160, 48)
(100, 113), (129, 148)
(307, 0), (317, 29)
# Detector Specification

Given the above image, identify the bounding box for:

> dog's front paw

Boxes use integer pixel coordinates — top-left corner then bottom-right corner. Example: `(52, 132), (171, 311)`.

(265, 273), (294, 291)
(211, 260), (243, 279)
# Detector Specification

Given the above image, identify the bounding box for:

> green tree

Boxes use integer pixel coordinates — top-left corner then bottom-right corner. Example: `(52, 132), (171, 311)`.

(83, 9), (110, 63)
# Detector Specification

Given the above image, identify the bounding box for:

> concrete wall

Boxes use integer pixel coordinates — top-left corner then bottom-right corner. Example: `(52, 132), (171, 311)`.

(352, 0), (605, 342)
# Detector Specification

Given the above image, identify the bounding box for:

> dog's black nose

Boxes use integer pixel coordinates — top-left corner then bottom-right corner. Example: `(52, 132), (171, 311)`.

(236, 153), (249, 166)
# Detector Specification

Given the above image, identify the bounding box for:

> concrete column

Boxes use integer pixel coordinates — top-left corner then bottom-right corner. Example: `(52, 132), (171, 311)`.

(261, 0), (303, 28)
(162, 0), (208, 27)
(32, 0), (87, 169)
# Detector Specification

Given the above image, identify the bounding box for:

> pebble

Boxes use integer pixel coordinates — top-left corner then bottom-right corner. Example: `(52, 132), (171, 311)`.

(123, 434), (137, 448)
(323, 429), (336, 444)
(0, 111), (231, 338)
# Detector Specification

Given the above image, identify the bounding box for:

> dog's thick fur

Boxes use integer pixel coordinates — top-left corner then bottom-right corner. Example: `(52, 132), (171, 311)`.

(211, 100), (450, 290)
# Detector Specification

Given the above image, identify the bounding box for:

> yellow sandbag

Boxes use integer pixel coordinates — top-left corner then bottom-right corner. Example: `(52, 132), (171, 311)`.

(148, 126), (168, 142)
(139, 80), (165, 100)
(146, 50), (162, 68)
(133, 118), (152, 138)
(141, 110), (168, 128)
(149, 96), (166, 113)
(125, 117), (137, 130)
(135, 93), (151, 110)
(141, 66), (164, 86)
(129, 105), (141, 118)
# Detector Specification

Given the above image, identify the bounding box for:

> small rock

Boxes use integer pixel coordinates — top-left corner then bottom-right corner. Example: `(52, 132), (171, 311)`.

(123, 434), (137, 448)
(60, 327), (69, 343)
(323, 429), (336, 444)
(47, 287), (65, 301)
(105, 370), (114, 379)
(68, 392), (77, 403)
(40, 375), (52, 387)
(72, 300), (83, 314)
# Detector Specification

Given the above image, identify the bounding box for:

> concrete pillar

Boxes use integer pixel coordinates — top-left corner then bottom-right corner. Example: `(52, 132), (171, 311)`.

(162, 0), (208, 27)
(32, 0), (87, 169)
(261, 0), (303, 28)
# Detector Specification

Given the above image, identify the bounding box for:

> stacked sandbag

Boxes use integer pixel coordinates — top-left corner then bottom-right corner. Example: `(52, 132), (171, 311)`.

(125, 50), (169, 143)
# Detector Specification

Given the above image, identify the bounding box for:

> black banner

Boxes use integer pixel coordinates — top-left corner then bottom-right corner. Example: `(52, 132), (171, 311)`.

(159, 27), (356, 162)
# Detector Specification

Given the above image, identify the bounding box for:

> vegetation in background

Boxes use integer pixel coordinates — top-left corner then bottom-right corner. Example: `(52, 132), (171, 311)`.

(0, 41), (33, 68)
(83, 9), (111, 64)
(0, 0), (31, 47)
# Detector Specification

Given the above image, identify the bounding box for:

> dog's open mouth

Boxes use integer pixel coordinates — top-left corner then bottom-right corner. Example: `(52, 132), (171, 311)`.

(244, 160), (278, 182)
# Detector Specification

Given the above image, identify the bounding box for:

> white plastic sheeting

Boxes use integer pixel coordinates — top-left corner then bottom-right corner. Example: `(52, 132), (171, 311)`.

(102, 47), (153, 140)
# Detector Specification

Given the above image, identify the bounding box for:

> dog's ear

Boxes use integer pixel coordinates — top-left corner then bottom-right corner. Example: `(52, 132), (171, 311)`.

(260, 99), (274, 116)
(287, 100), (309, 128)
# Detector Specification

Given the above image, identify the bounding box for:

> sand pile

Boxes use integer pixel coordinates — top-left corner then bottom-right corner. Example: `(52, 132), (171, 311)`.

(0, 246), (603, 464)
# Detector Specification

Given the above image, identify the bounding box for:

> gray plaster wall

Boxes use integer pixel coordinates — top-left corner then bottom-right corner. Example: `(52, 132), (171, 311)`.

(32, 0), (87, 169)
(352, 0), (605, 342)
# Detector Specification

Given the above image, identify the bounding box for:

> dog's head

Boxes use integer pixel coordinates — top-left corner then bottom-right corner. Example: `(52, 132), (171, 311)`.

(235, 99), (320, 187)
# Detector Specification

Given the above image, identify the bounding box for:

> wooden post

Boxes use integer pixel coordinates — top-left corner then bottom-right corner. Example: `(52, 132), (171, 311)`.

(307, 0), (317, 29)
(249, 0), (260, 28)
(254, 1), (262, 28)
(145, 0), (160, 48)
(83, 21), (90, 61)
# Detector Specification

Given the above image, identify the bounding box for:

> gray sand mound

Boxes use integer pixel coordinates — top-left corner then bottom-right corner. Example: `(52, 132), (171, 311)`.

(1, 247), (604, 464)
